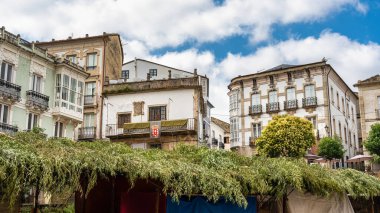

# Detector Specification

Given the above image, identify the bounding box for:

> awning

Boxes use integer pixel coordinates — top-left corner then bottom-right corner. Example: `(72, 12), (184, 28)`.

(347, 154), (373, 163)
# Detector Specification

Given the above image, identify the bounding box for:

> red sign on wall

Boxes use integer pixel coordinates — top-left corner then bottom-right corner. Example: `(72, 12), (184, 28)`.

(150, 122), (161, 138)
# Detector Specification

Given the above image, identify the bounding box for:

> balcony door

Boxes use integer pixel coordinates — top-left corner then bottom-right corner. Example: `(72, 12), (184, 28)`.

(149, 106), (166, 121)
(85, 82), (96, 96)
(84, 113), (95, 127)
(305, 85), (315, 98)
(118, 113), (131, 128)
(0, 104), (9, 124)
(251, 94), (260, 106)
(32, 74), (42, 93)
(269, 91), (277, 103)
(0, 62), (13, 82)
(286, 88), (296, 101)
(252, 123), (261, 139)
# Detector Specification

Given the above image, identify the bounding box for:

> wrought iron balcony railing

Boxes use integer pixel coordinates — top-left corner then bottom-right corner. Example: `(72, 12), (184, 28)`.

(284, 100), (298, 110)
(266, 102), (280, 113)
(249, 105), (262, 115)
(302, 97), (317, 108)
(105, 118), (196, 137)
(0, 79), (21, 102)
(0, 122), (18, 135)
(84, 95), (96, 106)
(26, 90), (49, 111)
(78, 126), (96, 140)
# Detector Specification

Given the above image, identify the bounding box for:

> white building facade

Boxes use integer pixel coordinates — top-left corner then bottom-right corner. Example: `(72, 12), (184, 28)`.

(210, 117), (230, 150)
(102, 59), (211, 149)
(228, 61), (359, 165)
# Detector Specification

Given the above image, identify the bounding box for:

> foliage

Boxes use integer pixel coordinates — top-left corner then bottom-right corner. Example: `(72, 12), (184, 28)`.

(318, 136), (345, 160)
(124, 122), (150, 129)
(161, 119), (188, 127)
(1, 131), (380, 209)
(256, 115), (316, 158)
(364, 123), (380, 156)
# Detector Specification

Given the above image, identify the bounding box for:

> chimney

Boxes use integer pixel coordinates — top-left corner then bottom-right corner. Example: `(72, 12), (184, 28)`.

(85, 34), (89, 37)
(168, 70), (172, 79)
(194, 68), (197, 76)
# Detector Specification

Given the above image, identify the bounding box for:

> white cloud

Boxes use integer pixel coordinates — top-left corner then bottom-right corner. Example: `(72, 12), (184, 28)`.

(125, 32), (380, 122)
(0, 0), (367, 48)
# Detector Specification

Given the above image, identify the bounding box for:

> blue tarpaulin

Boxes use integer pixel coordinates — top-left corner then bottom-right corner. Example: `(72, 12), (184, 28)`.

(166, 196), (257, 213)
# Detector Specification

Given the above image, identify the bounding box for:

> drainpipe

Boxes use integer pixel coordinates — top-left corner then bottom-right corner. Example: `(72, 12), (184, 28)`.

(100, 37), (107, 139)
(344, 88), (351, 159)
(326, 66), (332, 137)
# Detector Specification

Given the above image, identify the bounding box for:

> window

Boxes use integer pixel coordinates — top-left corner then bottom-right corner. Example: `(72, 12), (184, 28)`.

(212, 130), (215, 139)
(230, 117), (239, 143)
(349, 131), (352, 146)
(27, 113), (39, 130)
(32, 74), (42, 93)
(268, 90), (278, 103)
(229, 90), (239, 111)
(287, 72), (292, 82)
(55, 74), (84, 111)
(251, 94), (260, 106)
(84, 113), (95, 127)
(330, 87), (334, 104)
(0, 62), (13, 82)
(344, 126), (347, 144)
(269, 76), (274, 85)
(0, 104), (9, 124)
(306, 69), (311, 78)
(86, 53), (97, 68)
(286, 88), (296, 100)
(306, 116), (317, 129)
(61, 75), (70, 108)
(342, 98), (345, 114)
(117, 113), (131, 128)
(149, 69), (157, 76)
(69, 78), (77, 110)
(333, 118), (336, 135)
(351, 107), (354, 121)
(149, 106), (166, 121)
(305, 85), (315, 98)
(121, 70), (129, 79)
(54, 122), (64, 137)
(66, 55), (77, 64)
(85, 82), (96, 96)
(336, 92), (340, 109)
(252, 78), (257, 88)
(77, 81), (84, 109)
(338, 122), (342, 139)
(346, 102), (349, 117)
(252, 123), (261, 139)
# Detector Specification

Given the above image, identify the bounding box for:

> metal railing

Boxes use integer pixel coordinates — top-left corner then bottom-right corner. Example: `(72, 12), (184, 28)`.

(105, 118), (196, 137)
(0, 122), (18, 135)
(26, 90), (49, 111)
(284, 100), (297, 110)
(0, 79), (21, 102)
(302, 97), (317, 108)
(266, 102), (280, 113)
(78, 127), (96, 140)
(84, 95), (96, 105)
(249, 105), (262, 115)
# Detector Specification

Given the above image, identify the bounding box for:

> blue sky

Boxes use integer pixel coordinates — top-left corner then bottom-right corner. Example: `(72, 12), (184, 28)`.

(1, 0), (380, 120)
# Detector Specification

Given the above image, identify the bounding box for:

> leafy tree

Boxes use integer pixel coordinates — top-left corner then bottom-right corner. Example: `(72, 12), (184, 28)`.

(256, 115), (316, 158)
(364, 123), (380, 156)
(318, 136), (344, 163)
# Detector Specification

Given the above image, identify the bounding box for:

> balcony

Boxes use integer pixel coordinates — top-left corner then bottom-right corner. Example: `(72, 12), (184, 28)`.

(266, 102), (280, 113)
(26, 90), (49, 112)
(284, 100), (298, 111)
(302, 97), (317, 108)
(84, 95), (96, 106)
(248, 105), (262, 116)
(0, 122), (18, 135)
(105, 118), (196, 138)
(78, 127), (96, 140)
(0, 79), (21, 103)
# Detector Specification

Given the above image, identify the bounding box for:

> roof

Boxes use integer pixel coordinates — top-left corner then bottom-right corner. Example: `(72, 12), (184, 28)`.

(265, 64), (296, 72)
(354, 75), (380, 87)
(211, 117), (230, 133)
(123, 58), (207, 78)
(1, 131), (380, 207)
(36, 33), (121, 45)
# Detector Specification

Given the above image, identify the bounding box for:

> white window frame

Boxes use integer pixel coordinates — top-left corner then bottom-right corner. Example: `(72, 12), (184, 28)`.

(229, 90), (239, 111)
(149, 69), (157, 76)
(252, 123), (261, 139)
(251, 94), (260, 106)
(32, 74), (42, 93)
(0, 61), (13, 82)
(27, 113), (39, 130)
(305, 85), (315, 98)
(0, 104), (9, 124)
(86, 53), (97, 68)
(54, 121), (65, 137)
(269, 90), (278, 103)
(286, 88), (296, 101)
(84, 113), (95, 127)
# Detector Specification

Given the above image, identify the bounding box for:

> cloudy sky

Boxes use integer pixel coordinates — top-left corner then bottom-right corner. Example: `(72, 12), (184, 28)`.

(1, 0), (380, 121)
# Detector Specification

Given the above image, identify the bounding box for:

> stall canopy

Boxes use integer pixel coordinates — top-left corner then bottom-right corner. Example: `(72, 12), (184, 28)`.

(347, 155), (373, 163)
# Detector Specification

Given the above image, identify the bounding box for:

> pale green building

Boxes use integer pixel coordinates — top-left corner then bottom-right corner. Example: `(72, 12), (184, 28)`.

(0, 27), (88, 139)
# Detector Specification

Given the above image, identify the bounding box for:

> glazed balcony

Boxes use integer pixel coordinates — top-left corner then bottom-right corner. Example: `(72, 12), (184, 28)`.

(266, 102), (280, 113)
(26, 90), (49, 112)
(0, 122), (18, 135)
(105, 118), (196, 138)
(0, 79), (21, 103)
(78, 127), (96, 140)
(248, 105), (262, 116)
(284, 100), (298, 111)
(302, 97), (317, 108)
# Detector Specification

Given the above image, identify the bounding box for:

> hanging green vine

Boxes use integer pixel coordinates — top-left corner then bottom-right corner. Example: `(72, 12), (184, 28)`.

(1, 130), (380, 208)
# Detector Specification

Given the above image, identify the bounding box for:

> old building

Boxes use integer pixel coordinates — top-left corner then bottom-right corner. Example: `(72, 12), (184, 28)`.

(210, 117), (230, 150)
(228, 60), (359, 165)
(36, 33), (123, 140)
(0, 27), (88, 138)
(102, 59), (211, 150)
(354, 75), (380, 150)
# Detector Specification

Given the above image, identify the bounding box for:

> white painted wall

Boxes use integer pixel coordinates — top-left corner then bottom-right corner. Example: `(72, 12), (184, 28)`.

(210, 121), (226, 149)
(102, 89), (196, 138)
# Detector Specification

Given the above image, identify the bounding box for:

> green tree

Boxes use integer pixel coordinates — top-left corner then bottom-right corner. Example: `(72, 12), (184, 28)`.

(364, 123), (380, 156)
(318, 136), (344, 168)
(256, 115), (316, 158)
